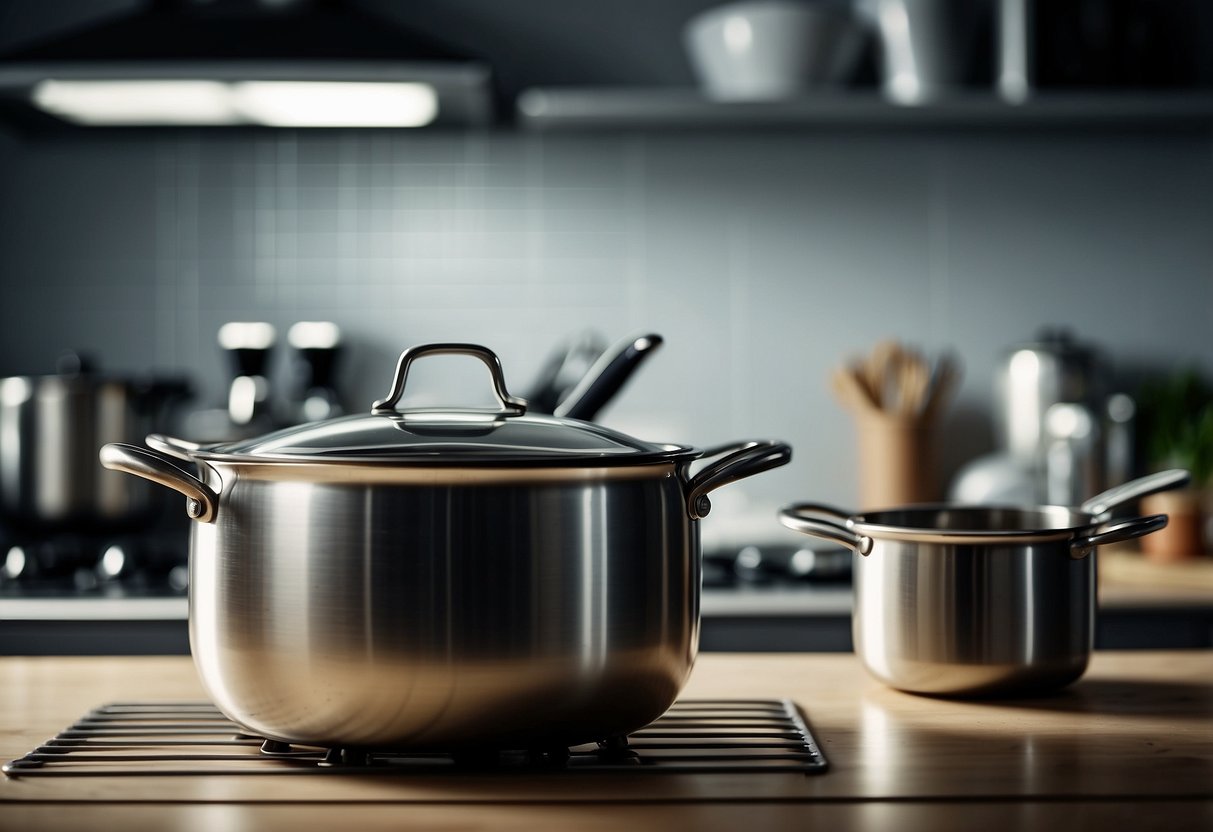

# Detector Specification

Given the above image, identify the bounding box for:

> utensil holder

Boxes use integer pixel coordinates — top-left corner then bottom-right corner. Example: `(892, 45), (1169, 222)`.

(1139, 490), (1206, 562)
(856, 412), (936, 509)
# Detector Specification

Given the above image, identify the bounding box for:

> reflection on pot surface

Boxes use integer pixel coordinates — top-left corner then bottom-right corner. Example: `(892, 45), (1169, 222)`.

(189, 474), (698, 747)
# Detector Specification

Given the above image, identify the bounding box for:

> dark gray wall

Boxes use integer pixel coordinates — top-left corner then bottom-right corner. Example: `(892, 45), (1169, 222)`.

(1, 125), (1210, 542)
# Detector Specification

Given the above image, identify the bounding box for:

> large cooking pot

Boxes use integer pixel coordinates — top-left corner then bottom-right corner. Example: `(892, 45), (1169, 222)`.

(779, 469), (1188, 697)
(0, 354), (190, 531)
(101, 343), (790, 749)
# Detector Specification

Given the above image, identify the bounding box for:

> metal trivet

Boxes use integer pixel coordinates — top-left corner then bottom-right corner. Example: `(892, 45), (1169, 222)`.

(5, 699), (827, 777)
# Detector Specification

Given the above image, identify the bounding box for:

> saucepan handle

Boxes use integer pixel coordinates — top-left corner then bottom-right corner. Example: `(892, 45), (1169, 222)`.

(1079, 469), (1189, 517)
(99, 443), (220, 523)
(778, 503), (874, 556)
(1069, 514), (1168, 560)
(685, 440), (791, 520)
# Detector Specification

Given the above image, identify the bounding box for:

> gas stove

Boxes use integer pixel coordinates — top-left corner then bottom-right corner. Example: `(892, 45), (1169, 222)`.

(0, 531), (188, 600)
(703, 543), (852, 588)
(0, 521), (191, 654)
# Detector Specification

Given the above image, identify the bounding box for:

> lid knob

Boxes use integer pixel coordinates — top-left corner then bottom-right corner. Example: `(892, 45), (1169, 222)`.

(371, 343), (528, 417)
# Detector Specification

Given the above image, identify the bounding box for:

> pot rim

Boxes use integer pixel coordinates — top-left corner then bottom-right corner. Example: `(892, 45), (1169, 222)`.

(197, 456), (691, 485)
(183, 441), (703, 468)
(846, 503), (1100, 545)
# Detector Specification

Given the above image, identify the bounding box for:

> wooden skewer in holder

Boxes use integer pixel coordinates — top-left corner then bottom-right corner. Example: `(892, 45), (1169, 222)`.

(832, 343), (958, 510)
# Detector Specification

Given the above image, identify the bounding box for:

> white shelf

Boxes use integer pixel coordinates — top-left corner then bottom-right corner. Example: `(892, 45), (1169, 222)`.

(518, 88), (1213, 131)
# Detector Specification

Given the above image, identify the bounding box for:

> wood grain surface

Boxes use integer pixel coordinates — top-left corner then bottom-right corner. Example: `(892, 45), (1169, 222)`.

(0, 652), (1209, 830)
(1100, 548), (1213, 594)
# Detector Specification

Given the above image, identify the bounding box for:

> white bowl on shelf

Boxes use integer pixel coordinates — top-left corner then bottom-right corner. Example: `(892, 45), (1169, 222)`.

(684, 0), (867, 100)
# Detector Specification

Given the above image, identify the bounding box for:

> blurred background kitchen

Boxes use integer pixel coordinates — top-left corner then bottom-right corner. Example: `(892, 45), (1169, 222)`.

(0, 0), (1210, 651)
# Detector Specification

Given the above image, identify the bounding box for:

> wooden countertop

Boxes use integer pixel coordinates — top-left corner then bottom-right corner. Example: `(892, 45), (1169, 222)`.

(1098, 548), (1213, 605)
(1, 652), (1210, 831)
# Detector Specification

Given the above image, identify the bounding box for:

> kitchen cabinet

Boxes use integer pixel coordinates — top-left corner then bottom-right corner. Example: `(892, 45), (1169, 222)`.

(699, 572), (1213, 652)
(0, 652), (1209, 830)
(699, 603), (1213, 652)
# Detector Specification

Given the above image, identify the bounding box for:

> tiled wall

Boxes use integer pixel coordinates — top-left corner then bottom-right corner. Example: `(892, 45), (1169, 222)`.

(1, 127), (1210, 535)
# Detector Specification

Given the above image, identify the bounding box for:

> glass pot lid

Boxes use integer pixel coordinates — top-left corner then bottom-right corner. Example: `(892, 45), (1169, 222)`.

(195, 343), (695, 466)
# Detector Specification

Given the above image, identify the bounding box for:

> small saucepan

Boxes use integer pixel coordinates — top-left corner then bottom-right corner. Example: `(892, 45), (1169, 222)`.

(779, 470), (1189, 697)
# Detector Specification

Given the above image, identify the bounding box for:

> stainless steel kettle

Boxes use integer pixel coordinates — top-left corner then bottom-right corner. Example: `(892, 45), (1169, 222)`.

(987, 329), (1134, 505)
(996, 329), (1108, 466)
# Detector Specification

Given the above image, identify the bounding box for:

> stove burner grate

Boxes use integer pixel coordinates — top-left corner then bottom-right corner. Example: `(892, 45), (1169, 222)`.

(4, 699), (826, 777)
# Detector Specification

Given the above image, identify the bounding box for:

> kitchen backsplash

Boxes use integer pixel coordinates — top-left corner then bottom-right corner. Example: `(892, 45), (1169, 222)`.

(0, 128), (1210, 517)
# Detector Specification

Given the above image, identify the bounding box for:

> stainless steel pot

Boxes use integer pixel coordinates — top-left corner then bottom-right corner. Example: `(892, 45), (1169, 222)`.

(779, 470), (1188, 697)
(0, 355), (190, 530)
(101, 343), (791, 748)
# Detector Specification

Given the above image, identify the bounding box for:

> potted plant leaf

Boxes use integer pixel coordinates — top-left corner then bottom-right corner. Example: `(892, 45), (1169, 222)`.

(1136, 368), (1213, 561)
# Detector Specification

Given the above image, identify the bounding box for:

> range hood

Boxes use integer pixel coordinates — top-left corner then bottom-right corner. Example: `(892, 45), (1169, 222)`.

(0, 0), (493, 128)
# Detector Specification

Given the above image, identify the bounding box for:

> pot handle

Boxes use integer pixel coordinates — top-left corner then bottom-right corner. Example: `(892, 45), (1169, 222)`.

(1069, 514), (1168, 560)
(685, 440), (791, 520)
(99, 444), (219, 523)
(1079, 469), (1190, 517)
(778, 503), (874, 555)
(371, 343), (528, 416)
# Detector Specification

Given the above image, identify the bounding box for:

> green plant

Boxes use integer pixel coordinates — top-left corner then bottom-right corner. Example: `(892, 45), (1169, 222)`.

(1138, 368), (1213, 487)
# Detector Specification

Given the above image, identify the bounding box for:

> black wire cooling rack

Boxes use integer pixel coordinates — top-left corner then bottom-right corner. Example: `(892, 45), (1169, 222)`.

(4, 699), (827, 777)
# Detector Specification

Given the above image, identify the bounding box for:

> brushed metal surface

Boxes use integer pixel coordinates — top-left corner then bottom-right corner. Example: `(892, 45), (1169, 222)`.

(852, 538), (1093, 696)
(189, 471), (699, 748)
